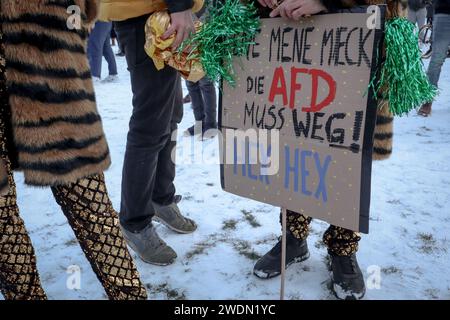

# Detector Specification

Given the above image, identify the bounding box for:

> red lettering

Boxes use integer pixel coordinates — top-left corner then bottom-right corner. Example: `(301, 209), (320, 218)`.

(302, 69), (336, 113)
(268, 67), (288, 106)
(269, 67), (336, 112)
(290, 67), (308, 109)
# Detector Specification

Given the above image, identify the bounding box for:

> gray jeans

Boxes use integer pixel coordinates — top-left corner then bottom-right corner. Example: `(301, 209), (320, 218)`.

(427, 14), (450, 87)
(408, 7), (427, 30)
(186, 77), (217, 126)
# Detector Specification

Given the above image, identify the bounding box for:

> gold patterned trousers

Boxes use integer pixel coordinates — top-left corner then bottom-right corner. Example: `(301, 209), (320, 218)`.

(284, 210), (361, 256)
(0, 158), (147, 300)
(0, 26), (146, 300)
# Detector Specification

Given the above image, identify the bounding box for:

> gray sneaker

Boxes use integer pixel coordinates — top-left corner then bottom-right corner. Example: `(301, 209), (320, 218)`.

(153, 196), (197, 234)
(120, 223), (177, 266)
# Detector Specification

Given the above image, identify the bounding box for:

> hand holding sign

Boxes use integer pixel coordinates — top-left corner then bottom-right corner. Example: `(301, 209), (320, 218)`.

(221, 13), (385, 233)
(268, 0), (328, 19)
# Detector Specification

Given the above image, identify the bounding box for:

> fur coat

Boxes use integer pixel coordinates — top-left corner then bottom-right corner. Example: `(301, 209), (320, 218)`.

(323, 1), (407, 159)
(0, 0), (110, 196)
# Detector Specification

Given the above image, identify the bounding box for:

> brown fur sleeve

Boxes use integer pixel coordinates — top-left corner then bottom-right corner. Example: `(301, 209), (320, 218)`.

(85, 0), (99, 23)
(73, 0), (98, 24)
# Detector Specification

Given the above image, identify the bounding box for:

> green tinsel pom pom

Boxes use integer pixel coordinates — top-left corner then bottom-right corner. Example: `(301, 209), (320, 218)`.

(182, 0), (260, 86)
(371, 17), (437, 116)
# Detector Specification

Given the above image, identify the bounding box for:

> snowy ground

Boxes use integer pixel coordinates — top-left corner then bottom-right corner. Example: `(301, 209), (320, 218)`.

(8, 52), (450, 300)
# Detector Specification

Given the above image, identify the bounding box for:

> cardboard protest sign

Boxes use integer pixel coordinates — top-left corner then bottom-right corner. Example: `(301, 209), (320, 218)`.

(220, 11), (385, 233)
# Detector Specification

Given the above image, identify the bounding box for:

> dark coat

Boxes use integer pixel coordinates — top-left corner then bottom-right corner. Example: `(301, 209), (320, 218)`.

(434, 0), (450, 14)
(408, 0), (427, 11)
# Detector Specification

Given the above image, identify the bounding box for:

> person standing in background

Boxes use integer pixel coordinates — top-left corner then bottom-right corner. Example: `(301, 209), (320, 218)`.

(184, 76), (218, 139)
(418, 0), (450, 116)
(408, 0), (429, 30)
(111, 24), (126, 56)
(254, 0), (404, 300)
(184, 0), (218, 139)
(88, 21), (118, 82)
(426, 0), (435, 23)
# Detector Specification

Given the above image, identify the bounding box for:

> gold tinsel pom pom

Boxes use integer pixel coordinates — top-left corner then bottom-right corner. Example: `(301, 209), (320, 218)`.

(144, 11), (205, 83)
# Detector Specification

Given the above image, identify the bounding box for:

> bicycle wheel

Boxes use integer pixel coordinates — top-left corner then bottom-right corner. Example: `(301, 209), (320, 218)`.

(419, 24), (433, 59)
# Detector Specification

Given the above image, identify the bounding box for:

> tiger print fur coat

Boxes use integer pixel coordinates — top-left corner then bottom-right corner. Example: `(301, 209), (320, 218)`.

(320, 0), (407, 159)
(1, 0), (110, 195)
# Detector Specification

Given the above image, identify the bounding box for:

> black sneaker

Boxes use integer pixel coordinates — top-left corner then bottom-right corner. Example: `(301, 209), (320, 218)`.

(182, 94), (191, 104)
(184, 122), (218, 138)
(184, 122), (204, 136)
(328, 252), (366, 300)
(200, 122), (218, 140)
(253, 232), (310, 279)
(184, 124), (196, 136)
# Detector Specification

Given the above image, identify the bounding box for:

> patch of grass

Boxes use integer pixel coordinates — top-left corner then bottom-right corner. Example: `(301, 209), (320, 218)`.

(417, 232), (437, 254)
(241, 210), (261, 228)
(418, 232), (435, 242)
(254, 236), (278, 245)
(185, 235), (220, 260)
(381, 266), (401, 275)
(314, 240), (326, 249)
(185, 243), (211, 260)
(147, 282), (186, 300)
(167, 288), (186, 300)
(424, 288), (439, 299)
(420, 126), (432, 132)
(222, 219), (238, 231)
(233, 240), (261, 261)
(386, 199), (401, 205)
(183, 194), (194, 201)
(64, 239), (78, 247)
(302, 265), (311, 272)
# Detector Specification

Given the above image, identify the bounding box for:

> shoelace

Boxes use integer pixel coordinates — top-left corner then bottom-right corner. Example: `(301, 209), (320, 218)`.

(147, 227), (166, 248)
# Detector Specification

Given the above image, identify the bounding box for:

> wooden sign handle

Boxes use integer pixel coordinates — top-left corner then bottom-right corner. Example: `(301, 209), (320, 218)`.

(280, 207), (287, 300)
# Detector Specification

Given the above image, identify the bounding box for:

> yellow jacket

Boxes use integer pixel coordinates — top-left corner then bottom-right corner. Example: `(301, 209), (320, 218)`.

(99, 0), (204, 21)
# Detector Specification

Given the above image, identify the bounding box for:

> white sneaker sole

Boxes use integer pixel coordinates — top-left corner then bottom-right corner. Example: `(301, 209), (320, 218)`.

(253, 251), (310, 279)
(329, 271), (366, 300)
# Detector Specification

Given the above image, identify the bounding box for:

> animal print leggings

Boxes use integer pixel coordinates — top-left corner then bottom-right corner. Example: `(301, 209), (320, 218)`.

(0, 36), (147, 300)
(0, 157), (148, 300)
(284, 210), (361, 256)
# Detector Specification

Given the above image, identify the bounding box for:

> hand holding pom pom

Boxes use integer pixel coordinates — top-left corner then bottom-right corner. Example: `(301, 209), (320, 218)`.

(144, 11), (205, 83)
